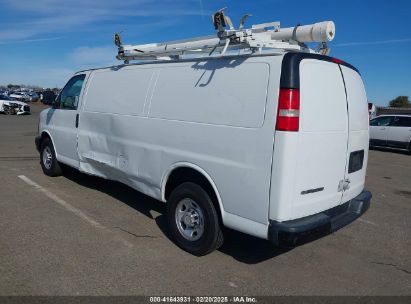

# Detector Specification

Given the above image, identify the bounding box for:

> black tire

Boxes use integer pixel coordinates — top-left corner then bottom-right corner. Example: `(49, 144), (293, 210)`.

(40, 137), (62, 177)
(167, 182), (224, 256)
(4, 105), (13, 115)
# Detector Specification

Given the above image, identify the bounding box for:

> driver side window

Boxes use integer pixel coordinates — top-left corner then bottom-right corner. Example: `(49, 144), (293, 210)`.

(55, 74), (86, 110)
(370, 116), (393, 126)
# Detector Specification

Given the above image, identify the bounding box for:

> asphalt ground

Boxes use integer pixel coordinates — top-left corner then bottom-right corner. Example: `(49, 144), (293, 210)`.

(0, 103), (410, 296)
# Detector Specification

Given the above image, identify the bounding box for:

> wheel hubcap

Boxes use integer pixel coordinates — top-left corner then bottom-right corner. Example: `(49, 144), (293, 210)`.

(175, 198), (204, 241)
(42, 147), (52, 170)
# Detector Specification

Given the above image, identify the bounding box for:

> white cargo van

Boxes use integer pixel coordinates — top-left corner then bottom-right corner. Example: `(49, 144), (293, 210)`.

(36, 17), (371, 255)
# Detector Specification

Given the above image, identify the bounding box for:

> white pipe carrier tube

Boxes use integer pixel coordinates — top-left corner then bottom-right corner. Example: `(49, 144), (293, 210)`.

(270, 21), (335, 42)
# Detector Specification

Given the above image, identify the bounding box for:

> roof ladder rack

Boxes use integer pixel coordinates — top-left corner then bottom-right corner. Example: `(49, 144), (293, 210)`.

(114, 8), (336, 63)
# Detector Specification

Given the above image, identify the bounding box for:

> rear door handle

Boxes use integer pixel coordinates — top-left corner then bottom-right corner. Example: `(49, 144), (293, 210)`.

(380, 127), (386, 130)
(75, 113), (79, 128)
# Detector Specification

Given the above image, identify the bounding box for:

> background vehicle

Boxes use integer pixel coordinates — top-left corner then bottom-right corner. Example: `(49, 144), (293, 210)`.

(0, 95), (30, 115)
(9, 92), (30, 102)
(40, 90), (57, 105)
(368, 102), (376, 119)
(28, 92), (39, 102)
(370, 115), (411, 152)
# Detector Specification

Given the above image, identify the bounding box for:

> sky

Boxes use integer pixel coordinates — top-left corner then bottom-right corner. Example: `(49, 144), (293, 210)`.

(0, 0), (410, 106)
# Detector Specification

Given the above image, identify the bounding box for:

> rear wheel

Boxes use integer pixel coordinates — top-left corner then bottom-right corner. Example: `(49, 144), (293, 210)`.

(40, 137), (62, 177)
(167, 182), (224, 256)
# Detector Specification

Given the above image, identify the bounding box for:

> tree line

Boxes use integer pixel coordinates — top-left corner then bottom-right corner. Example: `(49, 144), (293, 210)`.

(389, 96), (410, 108)
(1, 84), (60, 92)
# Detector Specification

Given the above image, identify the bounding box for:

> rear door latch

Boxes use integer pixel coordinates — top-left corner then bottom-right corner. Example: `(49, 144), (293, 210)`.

(338, 179), (350, 192)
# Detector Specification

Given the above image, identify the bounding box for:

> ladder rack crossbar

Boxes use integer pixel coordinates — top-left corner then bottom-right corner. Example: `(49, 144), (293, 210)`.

(114, 10), (335, 62)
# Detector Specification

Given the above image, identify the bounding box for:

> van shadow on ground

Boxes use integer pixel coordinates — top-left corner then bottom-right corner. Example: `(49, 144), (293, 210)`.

(61, 166), (290, 264)
(369, 146), (410, 155)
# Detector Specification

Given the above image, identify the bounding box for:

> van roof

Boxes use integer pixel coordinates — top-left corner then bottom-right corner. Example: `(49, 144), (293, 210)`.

(76, 51), (359, 77)
(75, 52), (286, 74)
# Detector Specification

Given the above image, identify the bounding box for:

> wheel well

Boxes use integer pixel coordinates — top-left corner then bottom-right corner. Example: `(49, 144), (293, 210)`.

(164, 167), (222, 220)
(41, 132), (51, 139)
(39, 132), (51, 146)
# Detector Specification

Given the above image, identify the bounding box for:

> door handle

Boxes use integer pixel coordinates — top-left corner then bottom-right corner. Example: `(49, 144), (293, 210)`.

(338, 179), (350, 192)
(380, 127), (386, 130)
(75, 113), (79, 128)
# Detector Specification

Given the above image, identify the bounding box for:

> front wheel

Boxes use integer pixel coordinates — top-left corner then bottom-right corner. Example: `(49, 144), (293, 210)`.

(40, 137), (62, 177)
(167, 182), (224, 256)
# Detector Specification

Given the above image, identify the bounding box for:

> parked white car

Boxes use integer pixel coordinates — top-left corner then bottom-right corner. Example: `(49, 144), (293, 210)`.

(0, 95), (31, 115)
(9, 92), (30, 102)
(370, 115), (411, 152)
(36, 52), (371, 255)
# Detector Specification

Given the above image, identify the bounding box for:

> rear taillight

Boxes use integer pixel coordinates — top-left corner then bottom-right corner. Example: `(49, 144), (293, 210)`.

(276, 88), (300, 132)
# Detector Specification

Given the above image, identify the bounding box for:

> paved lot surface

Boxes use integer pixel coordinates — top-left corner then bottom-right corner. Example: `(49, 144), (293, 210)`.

(0, 104), (410, 296)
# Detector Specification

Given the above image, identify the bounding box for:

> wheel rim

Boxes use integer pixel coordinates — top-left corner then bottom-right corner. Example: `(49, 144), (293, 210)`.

(175, 198), (205, 241)
(42, 146), (53, 170)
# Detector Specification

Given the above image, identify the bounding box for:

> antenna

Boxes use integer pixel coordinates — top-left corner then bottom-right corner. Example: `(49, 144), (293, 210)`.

(213, 7), (227, 32)
(114, 9), (336, 63)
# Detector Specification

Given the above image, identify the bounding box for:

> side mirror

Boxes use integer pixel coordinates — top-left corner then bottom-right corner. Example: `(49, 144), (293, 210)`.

(52, 93), (61, 108)
(52, 98), (59, 109)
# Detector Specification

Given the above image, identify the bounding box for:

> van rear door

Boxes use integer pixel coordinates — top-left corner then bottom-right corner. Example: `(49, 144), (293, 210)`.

(270, 54), (369, 222)
(291, 59), (348, 219)
(340, 66), (369, 203)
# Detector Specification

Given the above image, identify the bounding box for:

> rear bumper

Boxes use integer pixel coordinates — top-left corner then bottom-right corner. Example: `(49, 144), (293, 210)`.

(268, 190), (372, 247)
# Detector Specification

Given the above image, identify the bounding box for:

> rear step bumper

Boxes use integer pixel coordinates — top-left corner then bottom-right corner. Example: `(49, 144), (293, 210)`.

(268, 190), (372, 247)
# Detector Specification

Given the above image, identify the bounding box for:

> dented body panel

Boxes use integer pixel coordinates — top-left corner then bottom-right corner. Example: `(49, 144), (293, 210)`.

(40, 55), (283, 239)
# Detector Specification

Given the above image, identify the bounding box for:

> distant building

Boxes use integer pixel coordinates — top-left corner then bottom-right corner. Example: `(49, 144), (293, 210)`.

(376, 106), (411, 116)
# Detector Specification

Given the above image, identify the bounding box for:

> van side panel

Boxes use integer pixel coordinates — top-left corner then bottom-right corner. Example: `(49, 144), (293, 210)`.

(84, 68), (154, 116)
(149, 62), (269, 128)
(78, 56), (283, 236)
(77, 67), (155, 189)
